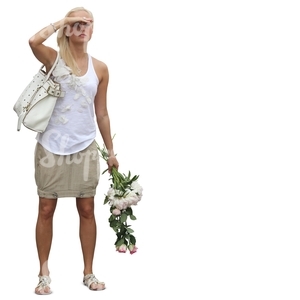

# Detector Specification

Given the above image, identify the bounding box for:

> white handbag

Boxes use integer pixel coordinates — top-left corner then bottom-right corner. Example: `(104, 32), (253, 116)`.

(13, 53), (64, 133)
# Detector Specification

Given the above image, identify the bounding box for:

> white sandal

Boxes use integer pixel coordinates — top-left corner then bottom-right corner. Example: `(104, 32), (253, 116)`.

(83, 274), (105, 291)
(35, 275), (52, 295)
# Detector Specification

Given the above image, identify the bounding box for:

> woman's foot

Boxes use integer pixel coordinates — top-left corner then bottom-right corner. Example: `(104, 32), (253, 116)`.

(35, 275), (52, 295)
(83, 274), (105, 291)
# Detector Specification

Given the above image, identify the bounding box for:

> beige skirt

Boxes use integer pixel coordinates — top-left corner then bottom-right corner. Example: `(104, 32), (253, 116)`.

(34, 140), (100, 199)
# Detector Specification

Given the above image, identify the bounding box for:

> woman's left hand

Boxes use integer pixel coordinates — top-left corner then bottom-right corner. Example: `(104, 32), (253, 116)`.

(107, 156), (119, 173)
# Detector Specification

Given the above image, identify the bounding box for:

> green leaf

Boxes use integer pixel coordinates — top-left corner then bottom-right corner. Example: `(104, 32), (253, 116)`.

(110, 220), (118, 228)
(115, 238), (125, 246)
(129, 235), (136, 245)
(109, 215), (115, 221)
(102, 168), (109, 175)
(120, 223), (127, 234)
(120, 213), (127, 223)
(127, 228), (134, 233)
(125, 207), (133, 215)
(130, 215), (137, 220)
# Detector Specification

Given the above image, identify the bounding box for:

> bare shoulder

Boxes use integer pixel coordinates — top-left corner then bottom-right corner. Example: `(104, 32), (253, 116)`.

(91, 56), (108, 82)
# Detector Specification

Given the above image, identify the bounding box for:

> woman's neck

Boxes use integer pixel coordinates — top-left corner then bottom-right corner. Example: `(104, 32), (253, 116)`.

(69, 43), (88, 59)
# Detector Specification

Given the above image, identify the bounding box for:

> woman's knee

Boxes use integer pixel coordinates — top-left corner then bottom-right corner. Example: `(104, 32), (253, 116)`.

(77, 198), (94, 219)
(38, 198), (57, 218)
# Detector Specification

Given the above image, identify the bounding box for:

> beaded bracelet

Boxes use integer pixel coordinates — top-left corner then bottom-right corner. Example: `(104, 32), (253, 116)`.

(50, 23), (57, 32)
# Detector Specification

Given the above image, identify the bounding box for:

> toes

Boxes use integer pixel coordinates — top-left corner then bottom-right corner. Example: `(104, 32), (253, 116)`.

(35, 287), (51, 295)
(90, 282), (105, 290)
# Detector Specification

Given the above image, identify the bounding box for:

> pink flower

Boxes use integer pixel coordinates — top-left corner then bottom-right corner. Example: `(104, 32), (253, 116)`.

(116, 244), (127, 253)
(128, 244), (138, 254)
(112, 208), (121, 216)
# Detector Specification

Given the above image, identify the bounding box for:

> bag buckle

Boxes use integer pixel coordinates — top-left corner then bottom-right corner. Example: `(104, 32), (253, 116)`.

(47, 85), (63, 97)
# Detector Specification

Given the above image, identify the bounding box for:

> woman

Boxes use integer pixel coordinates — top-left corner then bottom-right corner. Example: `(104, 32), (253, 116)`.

(29, 7), (119, 295)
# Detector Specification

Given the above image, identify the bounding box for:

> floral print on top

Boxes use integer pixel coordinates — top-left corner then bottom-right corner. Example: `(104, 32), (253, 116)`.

(52, 58), (93, 125)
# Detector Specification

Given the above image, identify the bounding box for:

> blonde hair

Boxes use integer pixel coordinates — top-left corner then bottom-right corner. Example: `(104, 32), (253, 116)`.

(57, 7), (94, 74)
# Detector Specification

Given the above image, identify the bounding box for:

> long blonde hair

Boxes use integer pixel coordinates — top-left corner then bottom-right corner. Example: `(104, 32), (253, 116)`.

(57, 7), (94, 74)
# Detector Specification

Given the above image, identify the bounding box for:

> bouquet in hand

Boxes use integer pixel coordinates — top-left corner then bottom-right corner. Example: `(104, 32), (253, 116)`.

(96, 140), (143, 254)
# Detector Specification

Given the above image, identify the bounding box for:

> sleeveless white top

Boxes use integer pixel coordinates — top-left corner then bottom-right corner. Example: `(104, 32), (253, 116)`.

(36, 54), (99, 155)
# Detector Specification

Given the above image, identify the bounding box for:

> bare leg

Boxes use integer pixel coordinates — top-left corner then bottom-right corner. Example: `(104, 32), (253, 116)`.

(76, 197), (105, 290)
(35, 197), (57, 294)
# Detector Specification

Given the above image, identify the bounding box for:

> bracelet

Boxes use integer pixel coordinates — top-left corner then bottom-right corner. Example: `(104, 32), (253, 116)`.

(50, 23), (57, 32)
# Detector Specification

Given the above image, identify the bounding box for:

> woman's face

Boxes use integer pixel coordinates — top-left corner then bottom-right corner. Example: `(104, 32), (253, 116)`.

(66, 11), (93, 42)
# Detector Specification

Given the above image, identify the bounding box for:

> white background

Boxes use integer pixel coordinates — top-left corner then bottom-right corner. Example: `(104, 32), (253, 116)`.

(1, 0), (300, 299)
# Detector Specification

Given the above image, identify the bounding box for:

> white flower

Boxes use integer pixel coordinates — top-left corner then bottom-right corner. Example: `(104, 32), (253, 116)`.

(107, 189), (140, 210)
(74, 93), (80, 100)
(80, 101), (88, 108)
(111, 198), (127, 210)
(112, 208), (121, 216)
(124, 190), (140, 206)
(131, 181), (143, 198)
(61, 105), (72, 112)
(107, 187), (115, 199)
(57, 115), (68, 124)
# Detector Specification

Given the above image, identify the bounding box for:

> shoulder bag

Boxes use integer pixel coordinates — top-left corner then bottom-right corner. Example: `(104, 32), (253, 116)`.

(13, 53), (64, 133)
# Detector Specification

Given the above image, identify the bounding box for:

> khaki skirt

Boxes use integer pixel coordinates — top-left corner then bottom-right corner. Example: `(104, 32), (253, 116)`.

(34, 140), (100, 199)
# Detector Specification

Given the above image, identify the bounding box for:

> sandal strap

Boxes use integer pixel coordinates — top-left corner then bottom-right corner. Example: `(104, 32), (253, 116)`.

(83, 274), (104, 289)
(36, 275), (51, 291)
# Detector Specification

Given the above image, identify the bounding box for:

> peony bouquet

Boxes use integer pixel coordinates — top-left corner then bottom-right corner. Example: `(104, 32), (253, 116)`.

(96, 140), (143, 254)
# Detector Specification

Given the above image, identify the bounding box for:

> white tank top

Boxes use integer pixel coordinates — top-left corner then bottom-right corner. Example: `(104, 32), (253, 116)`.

(36, 54), (99, 155)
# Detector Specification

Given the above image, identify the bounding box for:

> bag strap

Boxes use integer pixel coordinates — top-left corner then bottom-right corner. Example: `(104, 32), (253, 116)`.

(40, 52), (60, 80)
